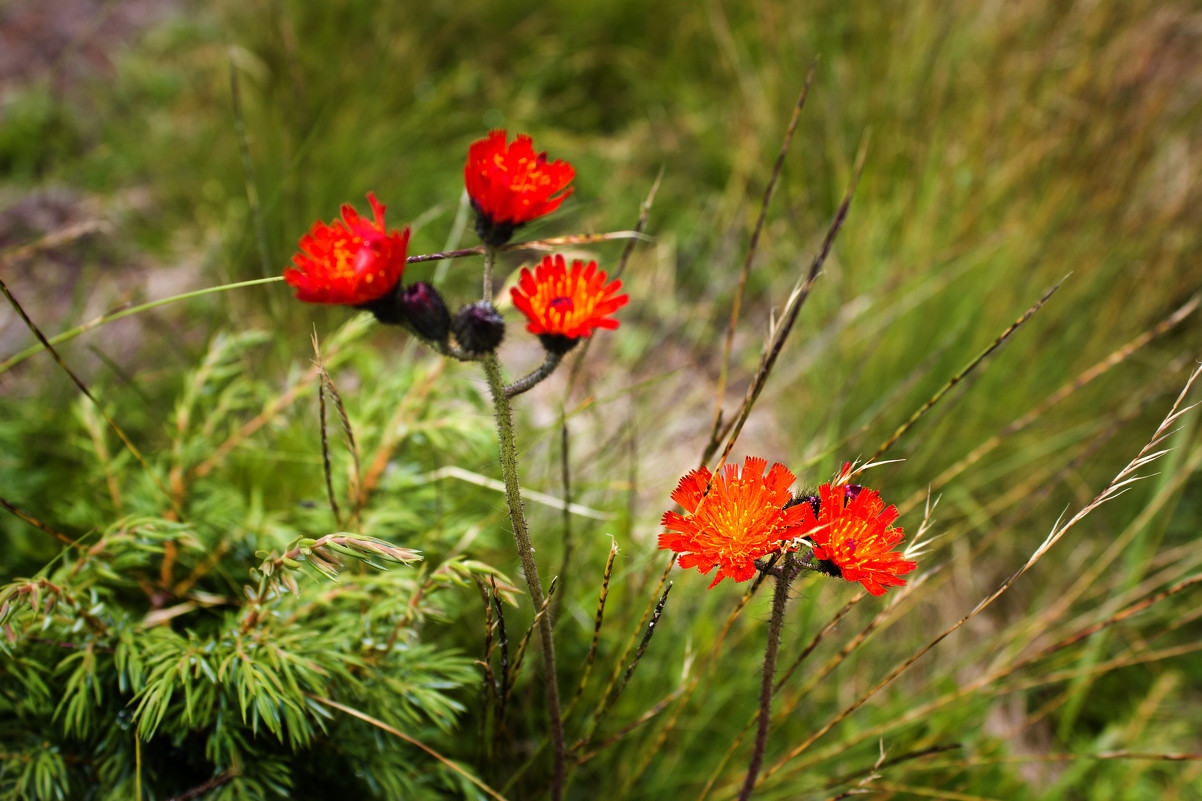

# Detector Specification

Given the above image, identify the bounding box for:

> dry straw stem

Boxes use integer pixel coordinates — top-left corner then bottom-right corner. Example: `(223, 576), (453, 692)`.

(507, 577), (559, 699)
(306, 694), (510, 801)
(867, 276), (1066, 467)
(573, 686), (686, 767)
(566, 537), (619, 715)
(751, 363), (1202, 794)
(0, 233), (640, 376)
(705, 135), (868, 472)
(896, 290), (1201, 516)
(622, 567), (772, 791)
(708, 69), (815, 461)
(311, 331), (362, 528)
(0, 494), (76, 546)
(0, 274), (180, 517)
(566, 173), (660, 395)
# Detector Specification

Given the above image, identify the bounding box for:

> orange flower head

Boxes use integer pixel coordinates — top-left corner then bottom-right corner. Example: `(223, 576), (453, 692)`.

(465, 130), (575, 246)
(284, 192), (410, 305)
(800, 482), (916, 596)
(510, 254), (628, 353)
(659, 456), (806, 588)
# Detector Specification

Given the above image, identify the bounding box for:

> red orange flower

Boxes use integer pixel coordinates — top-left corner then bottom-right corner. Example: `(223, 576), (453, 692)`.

(510, 255), (628, 351)
(284, 192), (410, 305)
(465, 130), (575, 245)
(800, 482), (916, 596)
(660, 457), (806, 588)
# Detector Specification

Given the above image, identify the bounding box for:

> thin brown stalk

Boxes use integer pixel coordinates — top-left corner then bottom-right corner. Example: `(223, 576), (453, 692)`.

(566, 175), (661, 395)
(610, 582), (672, 713)
(307, 694), (510, 801)
(580, 555), (675, 752)
(572, 687), (684, 765)
(0, 495), (76, 546)
(899, 290), (1200, 513)
(192, 368), (316, 480)
(311, 333), (362, 525)
(0, 275), (179, 516)
(567, 538), (619, 714)
(492, 585), (512, 729)
(317, 362), (341, 527)
(708, 70), (815, 464)
(506, 578), (557, 700)
(405, 230), (648, 264)
(1028, 574), (1202, 665)
(867, 277), (1065, 465)
(0, 219), (108, 270)
(826, 744), (964, 789)
(623, 567), (771, 790)
(704, 137), (867, 470)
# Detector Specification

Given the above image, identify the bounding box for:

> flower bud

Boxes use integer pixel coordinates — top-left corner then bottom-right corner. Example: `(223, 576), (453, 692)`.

(398, 282), (450, 342)
(452, 302), (505, 354)
(536, 332), (580, 356)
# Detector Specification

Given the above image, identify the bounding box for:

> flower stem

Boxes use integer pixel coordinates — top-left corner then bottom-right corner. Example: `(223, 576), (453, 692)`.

(482, 245), (496, 304)
(738, 554), (796, 801)
(481, 352), (566, 800)
(505, 351), (564, 398)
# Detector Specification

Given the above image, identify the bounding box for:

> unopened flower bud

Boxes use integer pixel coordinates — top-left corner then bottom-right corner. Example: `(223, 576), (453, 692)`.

(398, 282), (450, 342)
(453, 302), (505, 354)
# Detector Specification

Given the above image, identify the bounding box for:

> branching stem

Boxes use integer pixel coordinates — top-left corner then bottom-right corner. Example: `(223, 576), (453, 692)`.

(482, 352), (566, 801)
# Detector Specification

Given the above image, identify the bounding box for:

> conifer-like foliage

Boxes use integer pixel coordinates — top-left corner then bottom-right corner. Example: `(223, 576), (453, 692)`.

(0, 322), (501, 799)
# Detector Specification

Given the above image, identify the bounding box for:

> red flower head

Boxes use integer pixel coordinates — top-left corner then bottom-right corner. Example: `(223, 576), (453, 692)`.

(465, 130), (575, 246)
(659, 457), (806, 588)
(510, 254), (628, 353)
(284, 192), (410, 305)
(800, 481), (916, 596)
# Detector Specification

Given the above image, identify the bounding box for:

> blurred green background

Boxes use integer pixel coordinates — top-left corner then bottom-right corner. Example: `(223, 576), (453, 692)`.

(2, 0), (1201, 798)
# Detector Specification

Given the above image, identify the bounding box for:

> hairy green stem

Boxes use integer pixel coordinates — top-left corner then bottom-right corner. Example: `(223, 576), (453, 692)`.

(482, 352), (565, 800)
(506, 351), (564, 398)
(739, 555), (795, 801)
(482, 245), (497, 304)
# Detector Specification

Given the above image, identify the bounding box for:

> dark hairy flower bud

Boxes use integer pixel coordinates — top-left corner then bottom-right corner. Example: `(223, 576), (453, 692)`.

(398, 282), (450, 342)
(453, 302), (505, 354)
(536, 332), (580, 356)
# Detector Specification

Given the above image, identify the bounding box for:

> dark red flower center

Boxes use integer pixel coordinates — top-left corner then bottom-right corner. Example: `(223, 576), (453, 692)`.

(550, 296), (574, 311)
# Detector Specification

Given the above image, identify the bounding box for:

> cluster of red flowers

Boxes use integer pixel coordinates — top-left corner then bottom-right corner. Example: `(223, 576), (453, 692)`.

(283, 130), (624, 350)
(660, 458), (917, 595)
